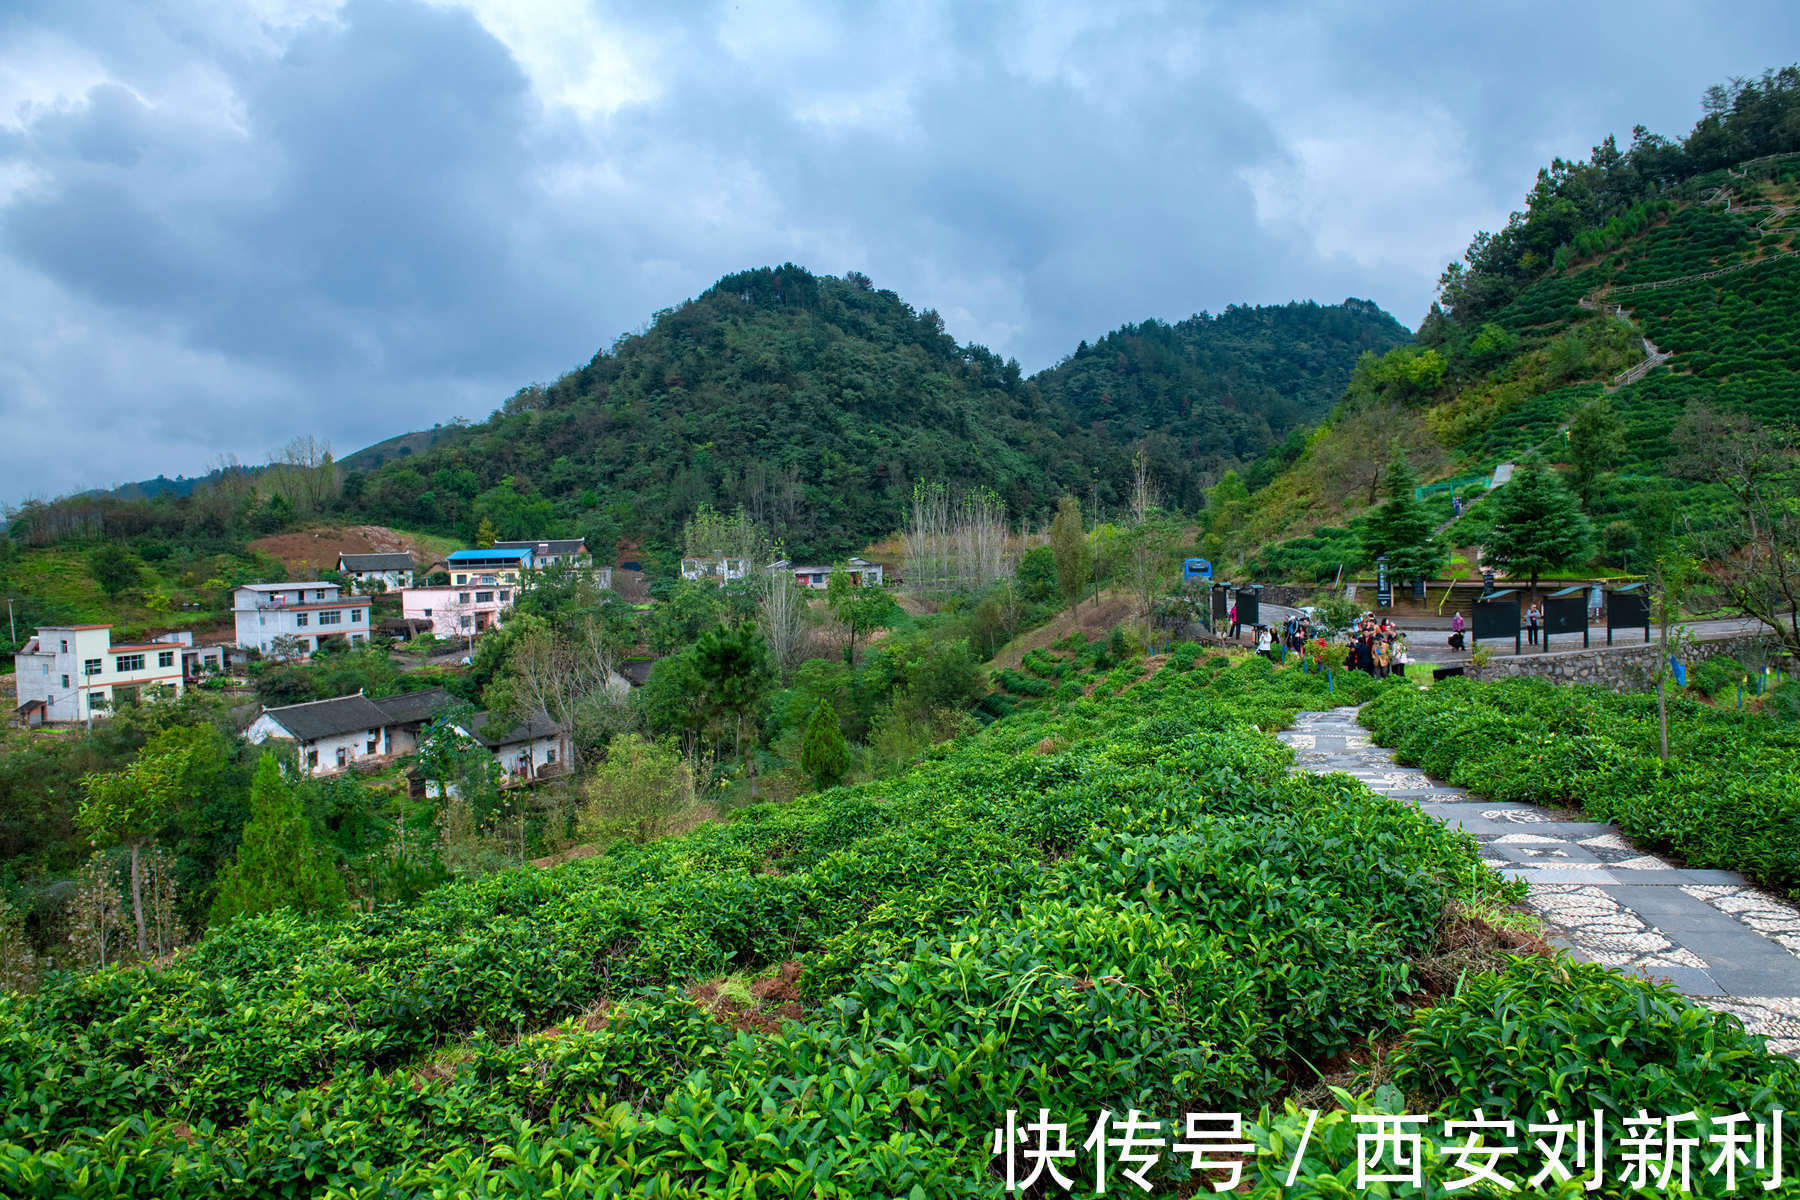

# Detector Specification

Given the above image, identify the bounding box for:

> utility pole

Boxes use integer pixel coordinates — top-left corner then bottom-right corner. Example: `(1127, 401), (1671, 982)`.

(6, 596), (14, 646)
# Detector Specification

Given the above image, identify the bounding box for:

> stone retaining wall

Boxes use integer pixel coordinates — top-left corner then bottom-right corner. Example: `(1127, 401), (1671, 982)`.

(1475, 633), (1789, 691)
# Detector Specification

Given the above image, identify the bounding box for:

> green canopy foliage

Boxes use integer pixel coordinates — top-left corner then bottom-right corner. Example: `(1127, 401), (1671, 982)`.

(1359, 456), (1443, 581)
(1481, 460), (1595, 597)
(799, 699), (849, 790)
(209, 755), (349, 927)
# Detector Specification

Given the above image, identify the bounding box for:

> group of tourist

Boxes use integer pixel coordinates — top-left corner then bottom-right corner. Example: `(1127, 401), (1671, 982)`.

(1347, 613), (1408, 678)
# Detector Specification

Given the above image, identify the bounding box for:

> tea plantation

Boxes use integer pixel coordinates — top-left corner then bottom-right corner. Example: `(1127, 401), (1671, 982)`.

(1363, 676), (1800, 898)
(3, 657), (1796, 1197)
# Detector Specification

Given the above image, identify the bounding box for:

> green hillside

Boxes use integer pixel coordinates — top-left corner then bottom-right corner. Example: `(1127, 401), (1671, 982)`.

(337, 267), (1407, 561)
(1031, 299), (1410, 504)
(1233, 68), (1800, 583)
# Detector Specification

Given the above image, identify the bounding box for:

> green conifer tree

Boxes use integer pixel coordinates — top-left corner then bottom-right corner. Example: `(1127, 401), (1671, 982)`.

(800, 700), (849, 790)
(1360, 455), (1443, 582)
(1482, 459), (1595, 602)
(210, 754), (349, 927)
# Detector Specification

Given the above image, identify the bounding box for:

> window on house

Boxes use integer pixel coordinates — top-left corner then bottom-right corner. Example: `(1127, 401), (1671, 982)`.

(157, 651), (174, 668)
(546, 747), (557, 764)
(353, 609), (365, 622)
(367, 735), (378, 754)
(59, 639), (68, 652)
(318, 610), (342, 626)
(455, 574), (467, 585)
(84, 658), (102, 676)
(459, 615), (472, 629)
(295, 612), (309, 626)
(458, 592), (470, 603)
(314, 589), (326, 601)
(61, 674), (70, 688)
(476, 591), (493, 603)
(498, 589), (510, 602)
(90, 694), (109, 711)
(307, 748), (319, 768)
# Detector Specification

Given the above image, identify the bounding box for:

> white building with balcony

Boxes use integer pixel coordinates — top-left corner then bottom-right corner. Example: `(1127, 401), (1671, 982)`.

(14, 625), (189, 724)
(232, 582), (371, 656)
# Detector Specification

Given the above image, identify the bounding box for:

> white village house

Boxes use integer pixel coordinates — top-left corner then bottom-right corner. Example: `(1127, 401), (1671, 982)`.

(232, 583), (370, 656)
(768, 557), (885, 590)
(402, 584), (515, 640)
(417, 710), (570, 796)
(336, 551), (416, 591)
(13, 625), (206, 724)
(680, 556), (751, 583)
(246, 688), (455, 776)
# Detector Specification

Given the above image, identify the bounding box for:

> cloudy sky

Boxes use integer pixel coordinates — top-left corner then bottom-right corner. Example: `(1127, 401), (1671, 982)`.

(2, 1), (1794, 499)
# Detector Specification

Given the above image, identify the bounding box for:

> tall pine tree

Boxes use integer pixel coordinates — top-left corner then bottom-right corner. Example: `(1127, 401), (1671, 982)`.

(210, 754), (349, 927)
(1360, 456), (1443, 583)
(1482, 460), (1595, 601)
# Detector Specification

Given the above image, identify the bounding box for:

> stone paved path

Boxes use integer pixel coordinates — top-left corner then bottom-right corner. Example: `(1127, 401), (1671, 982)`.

(1278, 706), (1800, 1055)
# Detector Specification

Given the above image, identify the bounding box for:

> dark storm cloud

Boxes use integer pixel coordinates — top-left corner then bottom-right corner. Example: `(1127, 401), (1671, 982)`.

(1, 0), (1797, 498)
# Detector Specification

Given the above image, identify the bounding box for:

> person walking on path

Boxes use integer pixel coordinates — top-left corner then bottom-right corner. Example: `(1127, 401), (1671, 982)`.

(1527, 602), (1541, 646)
(1256, 625), (1272, 659)
(1453, 495), (1463, 519)
(1449, 611), (1466, 652)
(1392, 632), (1409, 679)
(1228, 602), (1240, 640)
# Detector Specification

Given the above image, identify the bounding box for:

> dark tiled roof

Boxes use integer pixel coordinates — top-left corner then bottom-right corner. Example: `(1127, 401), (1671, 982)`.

(260, 694), (389, 742)
(339, 552), (415, 571)
(465, 710), (564, 747)
(370, 687), (454, 727)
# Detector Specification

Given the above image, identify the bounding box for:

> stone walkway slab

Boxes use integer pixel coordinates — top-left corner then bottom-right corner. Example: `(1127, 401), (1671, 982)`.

(1278, 705), (1800, 1056)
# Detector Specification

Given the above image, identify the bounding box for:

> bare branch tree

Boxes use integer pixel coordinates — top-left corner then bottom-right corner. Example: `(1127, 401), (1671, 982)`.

(1672, 404), (1800, 658)
(507, 615), (628, 770)
(757, 575), (810, 681)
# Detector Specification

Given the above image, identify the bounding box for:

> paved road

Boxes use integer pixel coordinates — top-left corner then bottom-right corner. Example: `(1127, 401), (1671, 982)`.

(1225, 606), (1779, 665)
(1279, 706), (1800, 1055)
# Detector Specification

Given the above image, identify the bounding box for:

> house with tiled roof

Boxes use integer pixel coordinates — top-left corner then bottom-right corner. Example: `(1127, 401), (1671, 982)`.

(336, 551), (416, 591)
(246, 687), (456, 775)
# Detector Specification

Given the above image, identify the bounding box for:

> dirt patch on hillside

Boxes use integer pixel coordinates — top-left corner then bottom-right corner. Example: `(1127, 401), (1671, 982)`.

(690, 961), (806, 1034)
(531, 844), (600, 869)
(249, 525), (444, 574)
(988, 591), (1137, 671)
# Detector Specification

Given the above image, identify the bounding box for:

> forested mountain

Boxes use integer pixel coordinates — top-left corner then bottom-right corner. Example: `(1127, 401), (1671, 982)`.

(337, 268), (1408, 560)
(1033, 299), (1409, 488)
(1233, 67), (1800, 582)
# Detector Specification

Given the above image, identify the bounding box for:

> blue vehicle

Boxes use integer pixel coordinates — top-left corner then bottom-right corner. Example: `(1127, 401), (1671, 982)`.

(1182, 558), (1212, 585)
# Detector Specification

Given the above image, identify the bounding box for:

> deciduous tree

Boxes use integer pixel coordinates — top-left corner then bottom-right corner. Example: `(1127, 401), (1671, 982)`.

(1567, 395), (1626, 508)
(1049, 495), (1092, 615)
(826, 569), (898, 665)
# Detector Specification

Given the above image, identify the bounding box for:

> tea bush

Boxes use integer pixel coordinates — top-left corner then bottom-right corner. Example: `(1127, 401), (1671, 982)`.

(2, 658), (1794, 1196)
(1362, 676), (1800, 895)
